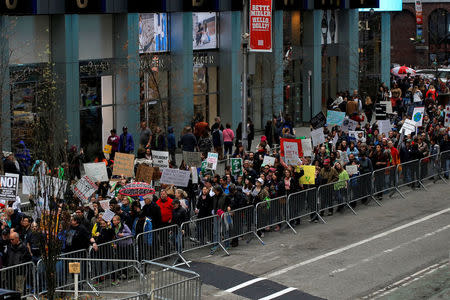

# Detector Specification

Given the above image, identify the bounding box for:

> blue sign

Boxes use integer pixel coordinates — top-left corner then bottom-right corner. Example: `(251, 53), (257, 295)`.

(327, 110), (346, 126)
(359, 0), (402, 12)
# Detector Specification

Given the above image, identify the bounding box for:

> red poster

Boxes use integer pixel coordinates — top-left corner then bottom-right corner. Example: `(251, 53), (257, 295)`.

(249, 0), (272, 52)
(280, 138), (303, 161)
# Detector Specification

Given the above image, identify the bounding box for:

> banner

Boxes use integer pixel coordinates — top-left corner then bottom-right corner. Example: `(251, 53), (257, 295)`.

(281, 138), (302, 165)
(230, 158), (243, 176)
(0, 175), (18, 201)
(326, 110), (345, 126)
(310, 111), (327, 129)
(412, 107), (425, 127)
(249, 0), (272, 52)
(84, 162), (109, 182)
(183, 151), (202, 167)
(152, 150), (169, 168)
(160, 168), (191, 187)
(112, 153), (135, 178)
(415, 0), (423, 25)
(72, 176), (98, 204)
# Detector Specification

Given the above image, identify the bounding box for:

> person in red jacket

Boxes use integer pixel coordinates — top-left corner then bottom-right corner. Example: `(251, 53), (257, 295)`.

(425, 85), (438, 102)
(156, 190), (173, 227)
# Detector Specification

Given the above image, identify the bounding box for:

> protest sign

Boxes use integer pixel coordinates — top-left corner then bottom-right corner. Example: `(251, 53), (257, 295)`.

(160, 168), (191, 187)
(280, 138), (303, 165)
(135, 164), (154, 184)
(378, 120), (391, 135)
(310, 111), (327, 129)
(191, 167), (198, 184)
(200, 161), (213, 176)
(445, 105), (450, 128)
(112, 153), (135, 178)
(0, 175), (18, 201)
(183, 151), (202, 167)
(380, 101), (393, 114)
(152, 150), (169, 168)
(326, 110), (345, 126)
(103, 144), (112, 154)
(102, 209), (115, 223)
(348, 131), (364, 141)
(412, 107), (425, 127)
(300, 165), (316, 185)
(262, 156), (276, 167)
(310, 128), (325, 147)
(206, 152), (219, 170)
(72, 176), (98, 204)
(301, 138), (313, 157)
(84, 162), (109, 182)
(230, 158), (243, 176)
(401, 119), (416, 135)
(346, 165), (358, 176)
(332, 134), (339, 146)
(340, 151), (349, 163)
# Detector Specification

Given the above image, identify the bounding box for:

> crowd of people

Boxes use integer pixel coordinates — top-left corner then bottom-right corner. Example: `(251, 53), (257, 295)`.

(0, 75), (449, 292)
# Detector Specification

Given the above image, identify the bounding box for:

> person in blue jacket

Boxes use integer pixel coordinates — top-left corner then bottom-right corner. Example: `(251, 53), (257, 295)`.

(132, 211), (153, 261)
(118, 126), (134, 153)
(167, 126), (176, 163)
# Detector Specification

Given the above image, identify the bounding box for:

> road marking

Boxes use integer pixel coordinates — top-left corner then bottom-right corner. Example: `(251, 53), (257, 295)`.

(362, 260), (448, 299)
(329, 224), (450, 275)
(258, 287), (297, 300)
(265, 207), (450, 278)
(225, 277), (267, 293)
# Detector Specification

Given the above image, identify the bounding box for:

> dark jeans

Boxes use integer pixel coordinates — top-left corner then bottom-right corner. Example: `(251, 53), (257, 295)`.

(224, 142), (233, 156)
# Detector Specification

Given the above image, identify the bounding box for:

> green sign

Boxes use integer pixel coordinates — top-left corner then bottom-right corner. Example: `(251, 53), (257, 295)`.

(200, 161), (212, 176)
(230, 158), (243, 176)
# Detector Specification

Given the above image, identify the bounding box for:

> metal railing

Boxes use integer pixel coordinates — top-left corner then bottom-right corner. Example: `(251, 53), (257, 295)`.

(372, 165), (403, 200)
(220, 205), (264, 246)
(439, 150), (450, 179)
(255, 195), (296, 234)
(397, 159), (422, 189)
(0, 261), (37, 299)
(287, 188), (322, 223)
(419, 153), (443, 184)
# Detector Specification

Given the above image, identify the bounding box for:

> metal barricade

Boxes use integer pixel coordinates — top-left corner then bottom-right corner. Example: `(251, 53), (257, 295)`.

(439, 150), (450, 180)
(135, 224), (188, 265)
(220, 205), (263, 247)
(317, 180), (349, 217)
(348, 172), (379, 207)
(397, 160), (422, 189)
(420, 154), (443, 184)
(372, 165), (404, 200)
(181, 214), (229, 255)
(0, 261), (36, 299)
(255, 195), (296, 234)
(287, 188), (322, 223)
(141, 260), (201, 300)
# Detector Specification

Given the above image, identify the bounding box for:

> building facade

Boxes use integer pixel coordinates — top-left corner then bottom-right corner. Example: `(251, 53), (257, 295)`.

(1, 0), (373, 157)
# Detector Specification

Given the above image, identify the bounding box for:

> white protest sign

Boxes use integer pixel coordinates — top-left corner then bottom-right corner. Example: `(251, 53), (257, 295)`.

(0, 175), (18, 201)
(346, 165), (358, 176)
(72, 176), (98, 204)
(347, 119), (358, 131)
(206, 152), (219, 170)
(378, 120), (391, 135)
(22, 176), (37, 195)
(191, 167), (198, 184)
(401, 119), (416, 135)
(413, 92), (422, 103)
(310, 128), (325, 147)
(380, 101), (393, 114)
(284, 142), (300, 165)
(84, 162), (109, 182)
(102, 209), (116, 223)
(332, 134), (338, 146)
(5, 173), (19, 194)
(262, 156), (276, 167)
(160, 168), (191, 187)
(412, 107), (425, 127)
(301, 138), (313, 157)
(152, 151), (169, 168)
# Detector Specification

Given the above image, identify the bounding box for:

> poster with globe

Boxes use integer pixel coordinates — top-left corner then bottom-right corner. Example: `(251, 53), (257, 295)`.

(412, 107), (425, 127)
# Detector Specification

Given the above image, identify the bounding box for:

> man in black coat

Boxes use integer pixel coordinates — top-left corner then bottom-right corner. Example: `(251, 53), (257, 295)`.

(64, 216), (90, 253)
(5, 232), (32, 295)
(142, 194), (162, 229)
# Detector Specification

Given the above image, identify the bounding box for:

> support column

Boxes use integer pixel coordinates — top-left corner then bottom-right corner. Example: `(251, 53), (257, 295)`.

(113, 13), (140, 151)
(0, 16), (11, 151)
(51, 14), (80, 147)
(219, 11), (242, 130)
(170, 12), (193, 138)
(338, 9), (359, 92)
(381, 12), (391, 88)
(302, 10), (322, 122)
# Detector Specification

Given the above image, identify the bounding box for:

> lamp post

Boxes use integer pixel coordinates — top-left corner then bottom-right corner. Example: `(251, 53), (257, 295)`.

(242, 0), (249, 151)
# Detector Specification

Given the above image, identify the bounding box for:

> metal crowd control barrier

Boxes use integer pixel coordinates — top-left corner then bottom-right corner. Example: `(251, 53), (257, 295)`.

(220, 205), (264, 247)
(141, 260), (201, 300)
(287, 188), (323, 223)
(372, 165), (404, 200)
(419, 154), (444, 185)
(255, 195), (296, 234)
(180, 214), (229, 255)
(0, 261), (37, 299)
(317, 180), (352, 218)
(397, 159), (423, 189)
(440, 150), (450, 181)
(348, 172), (381, 206)
(135, 224), (188, 265)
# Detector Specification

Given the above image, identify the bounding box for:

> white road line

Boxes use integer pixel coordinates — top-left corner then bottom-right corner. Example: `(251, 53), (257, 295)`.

(329, 224), (450, 275)
(258, 287), (297, 300)
(225, 277), (267, 293)
(265, 207), (450, 278)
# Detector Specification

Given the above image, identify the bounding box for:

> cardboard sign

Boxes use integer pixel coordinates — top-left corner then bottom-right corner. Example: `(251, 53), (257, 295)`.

(112, 153), (135, 178)
(262, 156), (276, 167)
(301, 138), (313, 157)
(412, 107), (425, 127)
(72, 176), (98, 204)
(206, 152), (219, 170)
(191, 167), (198, 184)
(326, 110), (345, 126)
(310, 128), (325, 146)
(103, 144), (112, 154)
(249, 0), (273, 52)
(102, 209), (116, 223)
(300, 165), (315, 185)
(152, 150), (169, 168)
(378, 120), (391, 135)
(346, 165), (359, 176)
(401, 119), (416, 135)
(160, 168), (191, 187)
(310, 111), (327, 129)
(84, 162), (109, 182)
(280, 138), (303, 165)
(135, 164), (154, 184)
(230, 158), (243, 176)
(182, 151), (202, 167)
(0, 175), (18, 201)
(445, 105), (450, 128)
(69, 262), (81, 274)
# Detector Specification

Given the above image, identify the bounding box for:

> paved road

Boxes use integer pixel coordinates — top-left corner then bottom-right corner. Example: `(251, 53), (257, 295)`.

(179, 180), (450, 300)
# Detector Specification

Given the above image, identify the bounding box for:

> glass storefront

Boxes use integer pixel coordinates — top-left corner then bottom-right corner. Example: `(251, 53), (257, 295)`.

(193, 61), (218, 124)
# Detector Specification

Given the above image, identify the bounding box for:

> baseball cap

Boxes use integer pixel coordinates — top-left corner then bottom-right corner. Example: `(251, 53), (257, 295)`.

(261, 136), (267, 142)
(323, 159), (330, 165)
(257, 178), (264, 185)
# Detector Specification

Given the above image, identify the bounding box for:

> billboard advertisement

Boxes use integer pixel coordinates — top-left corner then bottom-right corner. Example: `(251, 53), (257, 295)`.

(139, 13), (169, 53)
(193, 12), (218, 50)
(249, 0), (273, 52)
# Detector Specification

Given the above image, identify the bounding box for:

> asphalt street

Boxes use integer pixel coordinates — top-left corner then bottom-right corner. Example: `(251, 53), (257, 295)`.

(181, 179), (450, 300)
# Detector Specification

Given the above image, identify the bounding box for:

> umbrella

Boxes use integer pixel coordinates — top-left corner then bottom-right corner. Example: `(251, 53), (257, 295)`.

(391, 66), (416, 78)
(118, 182), (155, 197)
